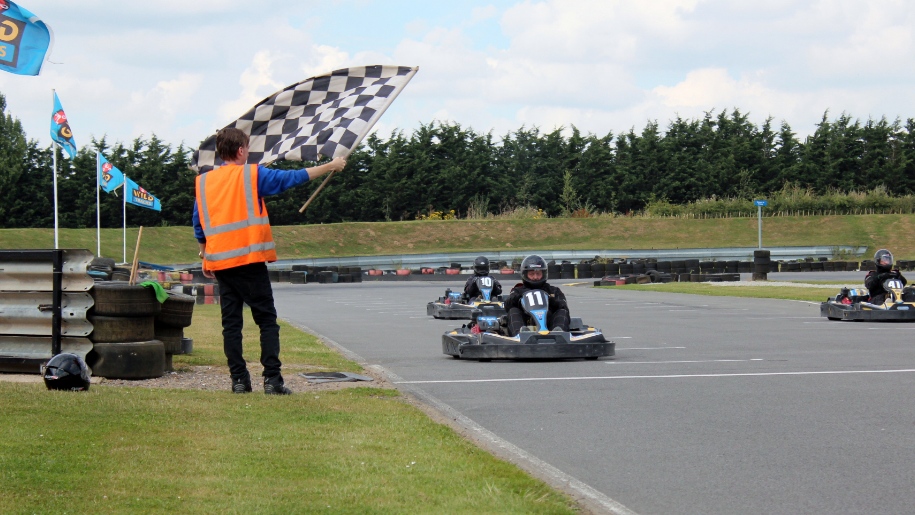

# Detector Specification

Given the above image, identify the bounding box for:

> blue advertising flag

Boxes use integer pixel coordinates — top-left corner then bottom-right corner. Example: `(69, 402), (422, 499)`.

(125, 177), (161, 211)
(0, 1), (51, 76)
(98, 153), (124, 193)
(50, 91), (76, 158)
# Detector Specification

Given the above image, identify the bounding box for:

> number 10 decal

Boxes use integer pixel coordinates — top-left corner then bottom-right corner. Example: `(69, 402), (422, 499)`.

(479, 276), (493, 288)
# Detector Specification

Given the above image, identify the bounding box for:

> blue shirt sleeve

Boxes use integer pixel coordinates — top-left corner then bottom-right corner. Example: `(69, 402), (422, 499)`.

(257, 166), (311, 196)
(192, 201), (205, 243)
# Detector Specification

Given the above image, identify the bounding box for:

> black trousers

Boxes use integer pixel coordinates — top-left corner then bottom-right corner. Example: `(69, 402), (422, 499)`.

(507, 307), (570, 335)
(214, 262), (282, 380)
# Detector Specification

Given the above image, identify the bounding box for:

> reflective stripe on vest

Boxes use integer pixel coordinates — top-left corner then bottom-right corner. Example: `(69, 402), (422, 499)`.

(196, 164), (277, 270)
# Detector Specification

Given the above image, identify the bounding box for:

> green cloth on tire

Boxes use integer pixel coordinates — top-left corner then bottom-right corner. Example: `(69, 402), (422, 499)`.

(139, 281), (169, 303)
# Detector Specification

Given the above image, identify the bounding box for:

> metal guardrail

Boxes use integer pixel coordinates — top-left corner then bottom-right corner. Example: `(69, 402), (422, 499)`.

(0, 249), (94, 373)
(263, 246), (868, 271)
(0, 250), (95, 292)
(0, 336), (94, 373)
(0, 292), (94, 336)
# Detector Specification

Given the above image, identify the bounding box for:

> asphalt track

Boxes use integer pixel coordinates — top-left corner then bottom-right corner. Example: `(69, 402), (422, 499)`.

(273, 276), (915, 515)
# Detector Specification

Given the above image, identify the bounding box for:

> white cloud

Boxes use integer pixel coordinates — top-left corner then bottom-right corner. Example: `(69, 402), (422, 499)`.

(3, 0), (915, 150)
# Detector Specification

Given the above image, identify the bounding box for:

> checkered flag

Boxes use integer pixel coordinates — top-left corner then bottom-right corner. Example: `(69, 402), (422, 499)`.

(191, 65), (418, 173)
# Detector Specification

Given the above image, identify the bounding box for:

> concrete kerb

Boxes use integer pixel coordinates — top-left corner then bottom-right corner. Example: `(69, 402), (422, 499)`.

(281, 318), (635, 515)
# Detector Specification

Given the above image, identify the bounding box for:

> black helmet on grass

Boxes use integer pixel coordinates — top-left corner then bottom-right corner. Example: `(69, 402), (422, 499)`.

(41, 353), (91, 391)
(473, 256), (490, 276)
(520, 255), (548, 289)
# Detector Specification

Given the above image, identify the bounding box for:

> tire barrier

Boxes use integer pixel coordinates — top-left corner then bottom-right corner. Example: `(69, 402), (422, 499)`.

(156, 292), (195, 328)
(270, 257), (868, 286)
(86, 340), (165, 380)
(88, 315), (155, 343)
(91, 282), (161, 317)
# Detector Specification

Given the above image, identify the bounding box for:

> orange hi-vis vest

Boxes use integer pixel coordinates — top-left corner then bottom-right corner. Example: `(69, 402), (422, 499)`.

(195, 164), (277, 271)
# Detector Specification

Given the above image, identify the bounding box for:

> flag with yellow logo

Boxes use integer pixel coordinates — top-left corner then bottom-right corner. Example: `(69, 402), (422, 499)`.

(0, 0), (51, 76)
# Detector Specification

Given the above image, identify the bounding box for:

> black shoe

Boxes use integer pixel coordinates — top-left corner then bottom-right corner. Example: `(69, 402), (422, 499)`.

(264, 376), (292, 395)
(232, 375), (252, 394)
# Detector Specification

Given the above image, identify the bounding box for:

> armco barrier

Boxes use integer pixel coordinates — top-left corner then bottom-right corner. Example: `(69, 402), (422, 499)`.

(248, 246), (868, 273)
(0, 249), (95, 373)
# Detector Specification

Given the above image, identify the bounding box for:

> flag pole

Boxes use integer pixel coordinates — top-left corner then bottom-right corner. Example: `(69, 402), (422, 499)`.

(96, 151), (101, 256)
(122, 174), (127, 264)
(52, 90), (59, 249)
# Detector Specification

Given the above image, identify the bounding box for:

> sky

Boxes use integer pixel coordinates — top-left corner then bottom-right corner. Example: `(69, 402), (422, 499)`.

(2, 0), (914, 152)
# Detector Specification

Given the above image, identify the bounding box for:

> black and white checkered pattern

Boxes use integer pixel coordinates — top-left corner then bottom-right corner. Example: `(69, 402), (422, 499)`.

(191, 65), (418, 173)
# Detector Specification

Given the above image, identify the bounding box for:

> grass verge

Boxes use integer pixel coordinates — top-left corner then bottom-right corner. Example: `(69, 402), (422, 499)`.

(0, 306), (577, 514)
(3, 213), (914, 263)
(599, 282), (839, 302)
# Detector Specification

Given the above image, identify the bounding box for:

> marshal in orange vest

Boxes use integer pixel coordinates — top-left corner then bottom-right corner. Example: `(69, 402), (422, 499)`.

(195, 164), (278, 271)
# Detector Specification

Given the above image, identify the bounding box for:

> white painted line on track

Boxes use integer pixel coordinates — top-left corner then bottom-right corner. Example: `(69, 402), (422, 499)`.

(750, 317), (821, 320)
(396, 368), (915, 385)
(607, 336), (633, 339)
(608, 358), (763, 364)
(616, 346), (685, 350)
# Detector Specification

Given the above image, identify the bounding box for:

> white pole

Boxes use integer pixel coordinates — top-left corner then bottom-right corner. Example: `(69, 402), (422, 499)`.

(757, 205), (763, 249)
(96, 151), (101, 256)
(123, 174), (127, 264)
(51, 89), (59, 249)
(52, 142), (58, 249)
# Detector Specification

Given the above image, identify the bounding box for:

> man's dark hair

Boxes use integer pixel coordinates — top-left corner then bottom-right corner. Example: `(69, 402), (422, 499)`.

(215, 128), (249, 162)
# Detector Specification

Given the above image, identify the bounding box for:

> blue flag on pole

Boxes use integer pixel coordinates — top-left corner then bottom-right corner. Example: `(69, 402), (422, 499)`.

(125, 177), (161, 211)
(50, 91), (76, 158)
(0, 1), (51, 76)
(98, 153), (124, 193)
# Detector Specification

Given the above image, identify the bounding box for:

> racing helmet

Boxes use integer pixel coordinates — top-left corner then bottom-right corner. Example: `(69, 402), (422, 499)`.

(874, 249), (894, 271)
(520, 255), (548, 289)
(41, 353), (91, 391)
(473, 256), (490, 276)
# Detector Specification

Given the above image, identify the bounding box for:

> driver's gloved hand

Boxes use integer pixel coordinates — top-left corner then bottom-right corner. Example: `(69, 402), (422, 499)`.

(877, 272), (891, 282)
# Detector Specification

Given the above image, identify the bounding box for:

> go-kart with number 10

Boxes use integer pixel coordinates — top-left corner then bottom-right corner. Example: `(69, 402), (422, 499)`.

(442, 289), (615, 361)
(427, 276), (506, 319)
(820, 278), (915, 321)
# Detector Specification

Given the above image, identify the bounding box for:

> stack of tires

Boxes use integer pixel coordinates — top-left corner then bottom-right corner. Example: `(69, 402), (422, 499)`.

(753, 250), (771, 281)
(154, 292), (195, 372)
(85, 282), (165, 379)
(87, 257), (115, 281)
